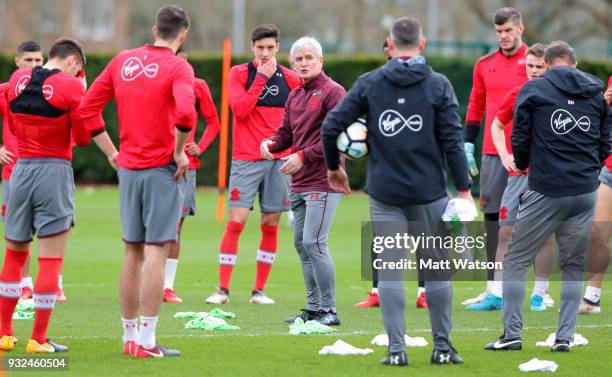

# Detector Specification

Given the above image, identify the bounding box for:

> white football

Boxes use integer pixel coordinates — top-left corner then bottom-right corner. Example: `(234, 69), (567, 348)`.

(336, 119), (369, 160)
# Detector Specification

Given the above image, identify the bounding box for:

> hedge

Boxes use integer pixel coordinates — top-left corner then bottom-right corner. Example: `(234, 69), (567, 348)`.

(2, 54), (610, 192)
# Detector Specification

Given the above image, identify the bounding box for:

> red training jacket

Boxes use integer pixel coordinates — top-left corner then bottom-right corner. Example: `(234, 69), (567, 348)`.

(187, 78), (220, 170)
(465, 44), (528, 155)
(79, 44), (197, 170)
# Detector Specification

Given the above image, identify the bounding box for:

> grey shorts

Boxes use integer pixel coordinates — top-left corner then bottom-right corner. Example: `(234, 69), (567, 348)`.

(182, 170), (196, 217)
(1, 179), (9, 222)
(5, 159), (75, 243)
(118, 164), (185, 245)
(479, 155), (508, 214)
(499, 175), (528, 226)
(228, 159), (290, 212)
(599, 167), (612, 188)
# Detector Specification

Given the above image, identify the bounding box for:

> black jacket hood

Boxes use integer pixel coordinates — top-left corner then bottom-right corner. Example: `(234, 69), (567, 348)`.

(381, 58), (432, 87)
(542, 66), (603, 98)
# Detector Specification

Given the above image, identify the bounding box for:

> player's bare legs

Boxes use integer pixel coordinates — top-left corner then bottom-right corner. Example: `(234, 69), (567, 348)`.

(140, 245), (169, 316)
(120, 243), (144, 319)
(581, 182), (612, 314)
(164, 218), (185, 304)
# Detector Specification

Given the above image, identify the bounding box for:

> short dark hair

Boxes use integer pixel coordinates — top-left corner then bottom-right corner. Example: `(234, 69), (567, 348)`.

(526, 43), (547, 59)
(251, 24), (280, 42)
(544, 41), (577, 65)
(494, 7), (522, 26)
(390, 17), (422, 49)
(48, 38), (86, 66)
(156, 5), (190, 40)
(16, 41), (41, 57)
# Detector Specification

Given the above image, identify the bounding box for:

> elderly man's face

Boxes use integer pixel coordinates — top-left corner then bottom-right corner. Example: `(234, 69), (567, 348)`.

(291, 46), (323, 82)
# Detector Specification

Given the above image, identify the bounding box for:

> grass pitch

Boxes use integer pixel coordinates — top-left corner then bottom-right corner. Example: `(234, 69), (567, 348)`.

(2, 187), (611, 376)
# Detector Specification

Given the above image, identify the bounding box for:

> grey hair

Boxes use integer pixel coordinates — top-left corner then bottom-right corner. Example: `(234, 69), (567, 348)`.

(290, 37), (323, 60)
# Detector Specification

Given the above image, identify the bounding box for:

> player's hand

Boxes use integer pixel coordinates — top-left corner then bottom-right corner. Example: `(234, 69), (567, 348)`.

(464, 142), (479, 176)
(107, 151), (119, 171)
(499, 153), (520, 174)
(173, 151), (189, 180)
(0, 146), (15, 165)
(455, 189), (475, 205)
(79, 73), (87, 91)
(279, 153), (303, 175)
(605, 86), (612, 106)
(327, 167), (351, 194)
(260, 140), (275, 160)
(257, 58), (276, 79)
(186, 142), (202, 156)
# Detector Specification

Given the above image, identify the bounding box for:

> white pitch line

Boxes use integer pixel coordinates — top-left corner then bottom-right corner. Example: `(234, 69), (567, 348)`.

(52, 323), (612, 341)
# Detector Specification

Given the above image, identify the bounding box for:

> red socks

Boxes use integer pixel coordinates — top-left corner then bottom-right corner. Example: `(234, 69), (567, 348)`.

(0, 248), (29, 336)
(218, 221), (279, 292)
(32, 257), (63, 344)
(219, 221), (244, 291)
(254, 224), (278, 291)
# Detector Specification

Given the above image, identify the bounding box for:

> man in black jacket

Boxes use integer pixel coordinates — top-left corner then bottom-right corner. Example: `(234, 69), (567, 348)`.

(485, 42), (611, 352)
(322, 17), (472, 367)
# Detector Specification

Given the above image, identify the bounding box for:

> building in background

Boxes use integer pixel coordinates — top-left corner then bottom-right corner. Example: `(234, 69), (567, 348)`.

(0, 0), (128, 53)
(0, 0), (610, 59)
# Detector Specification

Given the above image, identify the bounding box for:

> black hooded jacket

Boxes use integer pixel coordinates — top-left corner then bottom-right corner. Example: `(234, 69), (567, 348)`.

(512, 66), (612, 197)
(321, 57), (470, 205)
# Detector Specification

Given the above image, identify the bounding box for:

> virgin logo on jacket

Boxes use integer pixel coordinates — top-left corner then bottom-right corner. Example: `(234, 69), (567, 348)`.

(550, 109), (591, 135)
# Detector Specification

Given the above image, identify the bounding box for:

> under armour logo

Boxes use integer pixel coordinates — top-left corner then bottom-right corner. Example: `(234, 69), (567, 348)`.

(121, 57), (159, 81)
(259, 85), (279, 99)
(550, 109), (590, 135)
(390, 355), (400, 364)
(378, 109), (423, 137)
(439, 353), (451, 363)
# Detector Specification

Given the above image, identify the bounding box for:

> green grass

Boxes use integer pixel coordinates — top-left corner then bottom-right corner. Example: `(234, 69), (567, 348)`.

(2, 187), (611, 376)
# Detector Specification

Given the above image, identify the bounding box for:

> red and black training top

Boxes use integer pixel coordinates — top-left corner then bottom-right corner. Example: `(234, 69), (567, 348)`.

(465, 44), (528, 155)
(229, 61), (301, 161)
(5, 67), (89, 160)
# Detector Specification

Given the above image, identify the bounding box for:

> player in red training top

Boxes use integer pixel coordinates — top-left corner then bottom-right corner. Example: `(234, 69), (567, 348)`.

(205, 24), (300, 306)
(468, 43), (555, 312)
(580, 75), (612, 314)
(462, 7), (529, 305)
(0, 38), (89, 353)
(79, 5), (197, 358)
(163, 51), (220, 304)
(0, 41), (48, 302)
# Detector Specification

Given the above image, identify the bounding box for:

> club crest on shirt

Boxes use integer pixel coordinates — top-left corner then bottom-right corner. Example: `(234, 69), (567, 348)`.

(121, 57), (159, 82)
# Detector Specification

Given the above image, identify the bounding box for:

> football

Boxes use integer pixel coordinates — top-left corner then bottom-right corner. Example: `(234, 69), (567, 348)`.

(336, 118), (369, 159)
